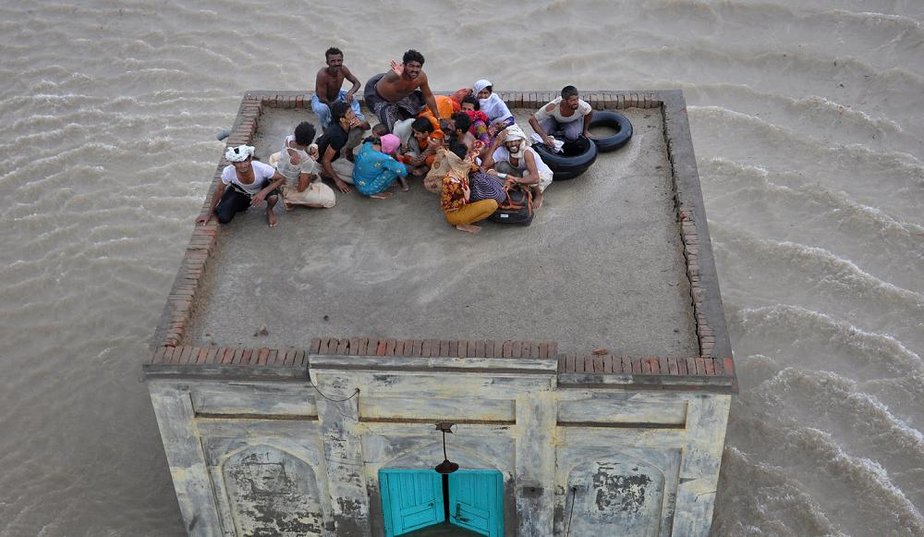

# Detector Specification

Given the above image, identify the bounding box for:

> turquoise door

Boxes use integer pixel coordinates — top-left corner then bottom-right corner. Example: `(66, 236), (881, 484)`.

(379, 469), (445, 536)
(448, 470), (504, 536)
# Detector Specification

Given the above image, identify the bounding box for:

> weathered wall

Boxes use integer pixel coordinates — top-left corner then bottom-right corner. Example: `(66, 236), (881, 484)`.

(148, 361), (729, 537)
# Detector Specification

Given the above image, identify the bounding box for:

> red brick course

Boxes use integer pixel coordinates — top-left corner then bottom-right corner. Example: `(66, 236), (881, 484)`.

(302, 337), (559, 359)
(557, 351), (735, 382)
(146, 336), (562, 370)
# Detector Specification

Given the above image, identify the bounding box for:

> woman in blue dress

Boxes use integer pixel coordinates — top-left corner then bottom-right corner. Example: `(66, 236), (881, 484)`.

(352, 134), (409, 199)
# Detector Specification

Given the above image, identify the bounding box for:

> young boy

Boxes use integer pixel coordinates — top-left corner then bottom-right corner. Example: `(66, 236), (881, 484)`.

(400, 117), (443, 177)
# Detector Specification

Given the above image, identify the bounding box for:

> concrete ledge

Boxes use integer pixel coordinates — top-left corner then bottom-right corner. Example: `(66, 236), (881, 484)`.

(558, 372), (736, 393)
(310, 356), (558, 375)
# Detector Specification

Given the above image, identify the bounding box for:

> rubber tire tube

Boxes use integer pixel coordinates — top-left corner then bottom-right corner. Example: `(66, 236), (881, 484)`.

(532, 135), (598, 181)
(588, 110), (632, 152)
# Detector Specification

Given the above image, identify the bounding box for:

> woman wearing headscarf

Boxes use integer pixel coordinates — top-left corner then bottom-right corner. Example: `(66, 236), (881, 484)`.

(352, 134), (409, 199)
(196, 145), (287, 227)
(474, 79), (515, 132)
(439, 142), (498, 234)
(482, 124), (553, 209)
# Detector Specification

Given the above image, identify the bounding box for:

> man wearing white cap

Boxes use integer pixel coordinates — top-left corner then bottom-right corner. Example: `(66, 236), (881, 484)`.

(482, 124), (553, 209)
(196, 145), (287, 227)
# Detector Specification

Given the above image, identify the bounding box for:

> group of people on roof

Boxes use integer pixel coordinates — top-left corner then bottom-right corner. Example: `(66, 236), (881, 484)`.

(196, 48), (595, 234)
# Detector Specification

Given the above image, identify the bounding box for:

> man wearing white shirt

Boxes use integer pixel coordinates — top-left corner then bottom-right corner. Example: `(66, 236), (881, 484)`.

(528, 85), (594, 146)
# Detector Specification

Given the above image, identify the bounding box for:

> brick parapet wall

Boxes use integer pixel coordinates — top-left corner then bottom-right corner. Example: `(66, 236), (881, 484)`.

(678, 209), (716, 357)
(144, 338), (734, 391)
(147, 338), (556, 367)
(557, 353), (736, 392)
(310, 337), (557, 359)
(148, 344), (307, 368)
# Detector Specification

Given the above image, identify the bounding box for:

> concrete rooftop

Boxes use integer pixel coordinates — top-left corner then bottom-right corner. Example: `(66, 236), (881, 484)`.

(184, 104), (699, 359)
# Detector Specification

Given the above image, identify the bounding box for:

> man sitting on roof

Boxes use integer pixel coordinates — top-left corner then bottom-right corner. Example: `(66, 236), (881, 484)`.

(528, 85), (594, 147)
(196, 145), (286, 227)
(482, 124), (553, 210)
(269, 121), (336, 210)
(312, 47), (370, 133)
(363, 49), (440, 145)
(317, 101), (362, 193)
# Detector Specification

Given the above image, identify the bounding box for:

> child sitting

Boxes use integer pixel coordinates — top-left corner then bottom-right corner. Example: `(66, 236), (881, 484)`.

(461, 95), (491, 145)
(400, 117), (444, 177)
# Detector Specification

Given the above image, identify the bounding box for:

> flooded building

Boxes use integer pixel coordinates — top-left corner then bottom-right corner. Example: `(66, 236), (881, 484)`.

(143, 89), (736, 537)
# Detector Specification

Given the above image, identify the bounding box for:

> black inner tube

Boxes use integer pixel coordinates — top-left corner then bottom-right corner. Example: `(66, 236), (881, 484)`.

(588, 111), (632, 152)
(532, 135), (597, 181)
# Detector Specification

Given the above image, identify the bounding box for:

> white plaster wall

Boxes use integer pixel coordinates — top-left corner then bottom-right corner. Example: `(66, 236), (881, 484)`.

(148, 372), (729, 537)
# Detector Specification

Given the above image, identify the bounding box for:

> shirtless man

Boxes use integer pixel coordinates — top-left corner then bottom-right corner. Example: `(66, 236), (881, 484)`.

(312, 47), (370, 132)
(363, 49), (440, 138)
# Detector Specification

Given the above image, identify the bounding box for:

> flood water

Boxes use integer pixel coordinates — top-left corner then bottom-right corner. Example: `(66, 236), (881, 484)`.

(0, 1), (921, 536)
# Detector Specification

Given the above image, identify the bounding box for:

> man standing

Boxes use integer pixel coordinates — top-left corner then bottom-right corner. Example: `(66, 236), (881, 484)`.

(312, 47), (371, 133)
(363, 49), (440, 136)
(528, 85), (594, 146)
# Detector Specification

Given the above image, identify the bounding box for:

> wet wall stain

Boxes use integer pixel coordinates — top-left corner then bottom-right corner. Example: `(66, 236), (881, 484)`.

(225, 450), (323, 536)
(592, 464), (652, 515)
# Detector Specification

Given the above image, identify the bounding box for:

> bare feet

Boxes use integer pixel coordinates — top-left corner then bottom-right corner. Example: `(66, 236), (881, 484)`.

(370, 192), (393, 200)
(455, 224), (481, 234)
(283, 201), (293, 211)
(533, 191), (544, 210)
(266, 208), (278, 227)
(398, 177), (409, 191)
